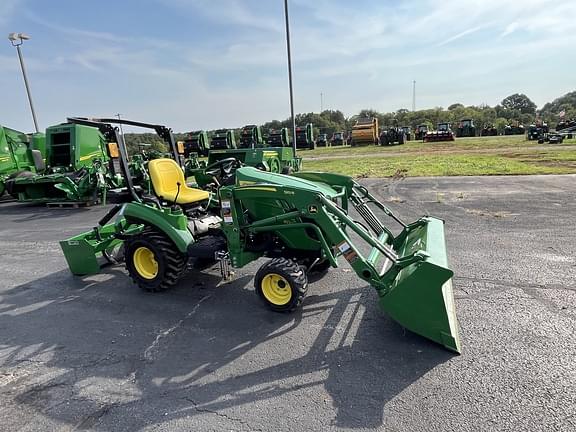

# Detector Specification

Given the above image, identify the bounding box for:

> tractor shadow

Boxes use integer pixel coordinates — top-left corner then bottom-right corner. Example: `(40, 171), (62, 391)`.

(0, 200), (96, 222)
(0, 265), (453, 430)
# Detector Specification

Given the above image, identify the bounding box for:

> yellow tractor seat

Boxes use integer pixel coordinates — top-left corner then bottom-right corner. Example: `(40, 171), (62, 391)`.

(148, 158), (209, 205)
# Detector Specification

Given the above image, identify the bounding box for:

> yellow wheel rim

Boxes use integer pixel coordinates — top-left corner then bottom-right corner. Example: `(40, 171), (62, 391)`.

(133, 246), (158, 280)
(261, 273), (292, 305)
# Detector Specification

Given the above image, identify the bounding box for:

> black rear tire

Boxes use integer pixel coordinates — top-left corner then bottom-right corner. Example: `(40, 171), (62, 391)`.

(255, 258), (308, 312)
(124, 228), (187, 292)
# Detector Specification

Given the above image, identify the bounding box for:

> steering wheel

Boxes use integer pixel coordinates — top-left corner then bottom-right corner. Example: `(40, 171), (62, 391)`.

(204, 157), (243, 184)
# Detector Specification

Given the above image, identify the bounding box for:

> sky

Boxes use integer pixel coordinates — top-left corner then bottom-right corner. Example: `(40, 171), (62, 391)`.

(1, 0), (575, 133)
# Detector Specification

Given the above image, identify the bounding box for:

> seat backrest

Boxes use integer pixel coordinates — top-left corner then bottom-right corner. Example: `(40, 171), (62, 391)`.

(148, 158), (185, 198)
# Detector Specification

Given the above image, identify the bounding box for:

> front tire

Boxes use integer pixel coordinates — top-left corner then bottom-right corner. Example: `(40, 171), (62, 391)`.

(125, 228), (187, 292)
(255, 258), (308, 312)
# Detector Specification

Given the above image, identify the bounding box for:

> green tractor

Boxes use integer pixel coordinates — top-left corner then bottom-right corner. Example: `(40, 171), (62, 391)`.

(210, 129), (236, 149)
(0, 124), (45, 197)
(267, 128), (290, 147)
(455, 119), (476, 138)
(60, 118), (461, 353)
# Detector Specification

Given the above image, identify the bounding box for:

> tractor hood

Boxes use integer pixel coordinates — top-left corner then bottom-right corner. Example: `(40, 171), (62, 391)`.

(235, 166), (339, 198)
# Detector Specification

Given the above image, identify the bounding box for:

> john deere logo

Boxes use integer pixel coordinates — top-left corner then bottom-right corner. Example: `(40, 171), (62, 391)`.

(309, 205), (318, 213)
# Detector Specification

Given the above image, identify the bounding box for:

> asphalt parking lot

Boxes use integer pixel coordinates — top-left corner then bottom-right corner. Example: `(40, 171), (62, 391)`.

(1, 175), (575, 432)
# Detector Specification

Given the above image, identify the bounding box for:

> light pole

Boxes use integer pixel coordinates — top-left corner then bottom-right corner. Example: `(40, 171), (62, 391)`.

(8, 32), (39, 133)
(320, 92), (323, 113)
(283, 0), (297, 154)
(412, 80), (416, 112)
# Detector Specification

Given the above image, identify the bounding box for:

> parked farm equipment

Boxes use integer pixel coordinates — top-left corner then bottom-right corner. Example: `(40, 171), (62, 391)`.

(504, 121), (525, 136)
(0, 124), (45, 197)
(424, 123), (455, 142)
(59, 118), (461, 353)
(316, 133), (329, 147)
(455, 119), (476, 137)
(211, 129), (236, 149)
(239, 125), (265, 149)
(415, 124), (428, 140)
(295, 123), (315, 150)
(400, 126), (412, 141)
(527, 123), (549, 141)
(351, 117), (379, 146)
(379, 127), (406, 146)
(330, 131), (346, 146)
(267, 128), (290, 147)
(5, 122), (123, 204)
(480, 125), (498, 137)
(182, 130), (210, 157)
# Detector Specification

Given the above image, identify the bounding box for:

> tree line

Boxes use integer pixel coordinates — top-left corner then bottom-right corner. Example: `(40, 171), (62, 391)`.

(124, 90), (576, 152)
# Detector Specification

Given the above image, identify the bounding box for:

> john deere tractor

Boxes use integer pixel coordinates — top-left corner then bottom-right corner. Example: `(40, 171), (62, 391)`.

(0, 124), (45, 197)
(60, 118), (461, 353)
(455, 119), (476, 138)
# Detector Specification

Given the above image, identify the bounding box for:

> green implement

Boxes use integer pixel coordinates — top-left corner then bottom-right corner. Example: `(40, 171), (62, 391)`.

(0, 124), (45, 196)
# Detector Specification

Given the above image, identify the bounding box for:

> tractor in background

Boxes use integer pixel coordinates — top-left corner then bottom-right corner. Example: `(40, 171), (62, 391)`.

(503, 121), (525, 136)
(294, 123), (315, 150)
(424, 123), (455, 142)
(330, 131), (346, 146)
(210, 129), (236, 149)
(455, 119), (476, 137)
(316, 133), (329, 147)
(350, 117), (379, 146)
(267, 128), (290, 147)
(379, 127), (406, 146)
(400, 126), (412, 141)
(0, 124), (45, 197)
(414, 124), (428, 140)
(480, 124), (498, 136)
(527, 123), (550, 143)
(59, 117), (461, 353)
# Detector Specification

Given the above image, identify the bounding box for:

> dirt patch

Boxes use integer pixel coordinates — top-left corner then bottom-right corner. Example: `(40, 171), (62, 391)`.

(465, 209), (518, 218)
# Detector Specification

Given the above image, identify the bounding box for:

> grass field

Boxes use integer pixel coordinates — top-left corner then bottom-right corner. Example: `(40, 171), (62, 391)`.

(301, 135), (576, 177)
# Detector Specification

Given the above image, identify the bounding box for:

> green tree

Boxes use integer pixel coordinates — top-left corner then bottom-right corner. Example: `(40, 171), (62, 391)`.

(501, 94), (537, 114)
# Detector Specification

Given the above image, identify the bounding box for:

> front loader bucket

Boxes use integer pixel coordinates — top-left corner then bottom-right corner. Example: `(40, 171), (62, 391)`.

(379, 217), (461, 353)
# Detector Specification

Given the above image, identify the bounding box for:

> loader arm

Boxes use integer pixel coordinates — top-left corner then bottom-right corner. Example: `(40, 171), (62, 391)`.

(219, 168), (461, 353)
